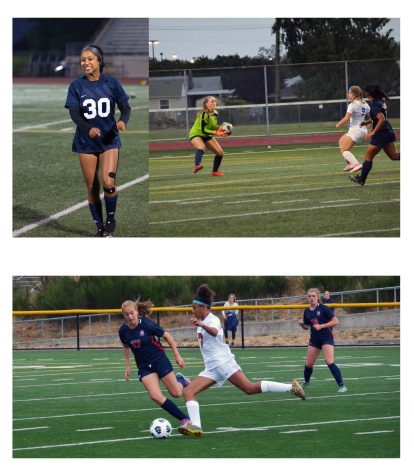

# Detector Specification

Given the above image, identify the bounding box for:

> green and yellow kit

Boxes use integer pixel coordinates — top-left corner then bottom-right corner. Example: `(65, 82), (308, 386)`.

(189, 110), (220, 140)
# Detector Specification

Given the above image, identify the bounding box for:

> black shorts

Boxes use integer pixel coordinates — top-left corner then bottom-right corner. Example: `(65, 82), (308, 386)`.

(189, 135), (213, 143)
(137, 354), (173, 381)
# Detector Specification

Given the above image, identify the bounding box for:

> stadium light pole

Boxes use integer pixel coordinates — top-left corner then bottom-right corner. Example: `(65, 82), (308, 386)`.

(149, 40), (159, 60)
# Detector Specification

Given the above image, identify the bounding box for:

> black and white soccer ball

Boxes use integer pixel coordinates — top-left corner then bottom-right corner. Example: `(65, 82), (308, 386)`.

(150, 418), (172, 439)
(221, 122), (233, 134)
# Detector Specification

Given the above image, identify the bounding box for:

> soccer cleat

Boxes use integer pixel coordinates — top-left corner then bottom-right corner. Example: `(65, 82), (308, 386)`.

(95, 229), (105, 237)
(178, 420), (204, 437)
(176, 372), (191, 388)
(338, 385), (348, 393)
(290, 380), (306, 400)
(103, 218), (116, 237)
(349, 163), (362, 173)
(343, 162), (354, 171)
(192, 164), (203, 174)
(211, 171), (224, 176)
(349, 174), (365, 186)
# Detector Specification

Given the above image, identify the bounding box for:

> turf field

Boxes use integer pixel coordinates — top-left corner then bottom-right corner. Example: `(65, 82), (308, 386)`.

(13, 346), (400, 458)
(149, 143), (400, 237)
(13, 83), (148, 237)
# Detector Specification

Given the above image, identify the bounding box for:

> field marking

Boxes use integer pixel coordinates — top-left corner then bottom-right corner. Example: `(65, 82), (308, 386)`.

(280, 429), (318, 434)
(150, 199), (399, 225)
(76, 427), (113, 432)
(223, 199), (261, 204)
(13, 426), (49, 432)
(13, 415), (399, 452)
(13, 174), (149, 237)
(321, 198), (359, 203)
(319, 228), (400, 237)
(13, 390), (400, 422)
(354, 430), (395, 435)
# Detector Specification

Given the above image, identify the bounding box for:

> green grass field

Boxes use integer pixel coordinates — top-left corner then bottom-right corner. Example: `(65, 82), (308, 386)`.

(13, 83), (148, 237)
(149, 142), (400, 237)
(13, 346), (400, 458)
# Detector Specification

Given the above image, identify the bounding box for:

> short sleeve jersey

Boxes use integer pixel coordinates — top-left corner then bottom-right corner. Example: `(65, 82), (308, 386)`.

(189, 110), (220, 138)
(347, 100), (370, 127)
(65, 74), (129, 153)
(222, 301), (239, 317)
(303, 303), (334, 340)
(196, 313), (234, 370)
(119, 317), (165, 369)
(369, 98), (394, 133)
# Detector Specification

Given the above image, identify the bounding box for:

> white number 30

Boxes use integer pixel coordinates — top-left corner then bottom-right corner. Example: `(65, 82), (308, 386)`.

(83, 98), (110, 119)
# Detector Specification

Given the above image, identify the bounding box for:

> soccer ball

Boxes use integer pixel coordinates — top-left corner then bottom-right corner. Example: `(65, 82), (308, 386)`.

(221, 122), (233, 134)
(150, 418), (172, 439)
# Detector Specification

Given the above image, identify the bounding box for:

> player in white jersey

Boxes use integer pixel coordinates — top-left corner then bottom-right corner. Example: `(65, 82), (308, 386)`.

(179, 284), (306, 436)
(335, 85), (370, 173)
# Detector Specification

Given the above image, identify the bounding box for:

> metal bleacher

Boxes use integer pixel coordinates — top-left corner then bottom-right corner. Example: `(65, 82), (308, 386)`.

(92, 18), (148, 56)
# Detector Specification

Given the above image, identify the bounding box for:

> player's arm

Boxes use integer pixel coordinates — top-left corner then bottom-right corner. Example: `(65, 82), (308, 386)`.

(189, 317), (219, 336)
(122, 344), (131, 381)
(336, 112), (351, 128)
(117, 101), (131, 131)
(298, 320), (310, 330)
(162, 331), (185, 368)
(313, 316), (338, 331)
(201, 112), (227, 136)
(367, 112), (386, 138)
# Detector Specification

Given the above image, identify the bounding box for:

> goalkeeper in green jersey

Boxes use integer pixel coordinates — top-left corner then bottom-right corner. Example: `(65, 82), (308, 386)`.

(189, 96), (229, 176)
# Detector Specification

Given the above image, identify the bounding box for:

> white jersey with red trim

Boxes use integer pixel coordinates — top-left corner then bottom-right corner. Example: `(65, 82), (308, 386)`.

(197, 312), (235, 370)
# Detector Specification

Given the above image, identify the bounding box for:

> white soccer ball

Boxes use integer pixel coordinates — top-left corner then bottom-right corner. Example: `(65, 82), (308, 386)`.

(221, 122), (233, 134)
(150, 418), (172, 439)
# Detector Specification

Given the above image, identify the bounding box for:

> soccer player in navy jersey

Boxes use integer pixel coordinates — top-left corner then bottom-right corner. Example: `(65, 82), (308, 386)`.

(298, 288), (347, 392)
(119, 299), (202, 437)
(65, 45), (131, 236)
(349, 84), (400, 186)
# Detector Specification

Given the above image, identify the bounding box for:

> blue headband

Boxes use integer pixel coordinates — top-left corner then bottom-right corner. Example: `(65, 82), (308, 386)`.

(193, 299), (209, 306)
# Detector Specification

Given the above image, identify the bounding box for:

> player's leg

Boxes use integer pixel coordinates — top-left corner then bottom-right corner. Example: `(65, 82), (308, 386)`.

(339, 135), (359, 170)
(142, 373), (189, 422)
(383, 141), (400, 161)
(99, 148), (119, 236)
(190, 137), (206, 173)
(349, 144), (381, 185)
(161, 370), (185, 398)
(206, 138), (224, 175)
(78, 153), (104, 236)
(303, 344), (321, 385)
(322, 344), (347, 392)
(182, 375), (216, 430)
(224, 321), (229, 344)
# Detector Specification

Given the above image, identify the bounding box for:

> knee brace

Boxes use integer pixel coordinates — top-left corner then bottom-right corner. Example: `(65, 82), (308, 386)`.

(103, 186), (116, 194)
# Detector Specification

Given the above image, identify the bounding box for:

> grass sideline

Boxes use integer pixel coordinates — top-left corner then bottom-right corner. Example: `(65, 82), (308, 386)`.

(13, 84), (148, 237)
(13, 346), (400, 458)
(149, 143), (400, 237)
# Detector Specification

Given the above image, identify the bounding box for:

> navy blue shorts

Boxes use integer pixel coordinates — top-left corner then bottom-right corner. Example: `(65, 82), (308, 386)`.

(137, 354), (173, 382)
(309, 337), (335, 349)
(370, 131), (396, 148)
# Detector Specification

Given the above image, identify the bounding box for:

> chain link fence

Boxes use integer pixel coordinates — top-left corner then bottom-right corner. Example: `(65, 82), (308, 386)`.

(149, 59), (400, 141)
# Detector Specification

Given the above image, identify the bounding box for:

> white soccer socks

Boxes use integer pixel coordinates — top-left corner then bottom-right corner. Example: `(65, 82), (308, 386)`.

(261, 380), (292, 393)
(343, 150), (359, 166)
(186, 400), (202, 428)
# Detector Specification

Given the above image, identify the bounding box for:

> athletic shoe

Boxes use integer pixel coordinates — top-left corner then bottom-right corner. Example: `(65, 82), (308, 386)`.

(103, 219), (116, 237)
(95, 229), (105, 237)
(349, 174), (365, 186)
(178, 420), (204, 437)
(211, 171), (224, 176)
(192, 164), (203, 174)
(290, 380), (306, 400)
(338, 385), (348, 393)
(176, 372), (191, 388)
(343, 162), (353, 171)
(349, 163), (362, 173)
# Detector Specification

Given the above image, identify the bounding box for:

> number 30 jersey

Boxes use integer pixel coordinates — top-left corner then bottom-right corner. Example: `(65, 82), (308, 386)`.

(65, 74), (129, 153)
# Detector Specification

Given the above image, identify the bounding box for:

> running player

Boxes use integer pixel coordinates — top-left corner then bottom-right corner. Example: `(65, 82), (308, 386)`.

(189, 96), (229, 176)
(181, 284), (305, 436)
(349, 84), (400, 186)
(65, 45), (131, 236)
(119, 299), (201, 436)
(298, 288), (347, 392)
(335, 85), (370, 173)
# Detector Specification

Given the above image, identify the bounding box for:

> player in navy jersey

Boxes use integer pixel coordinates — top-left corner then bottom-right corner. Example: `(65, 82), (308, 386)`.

(119, 299), (202, 437)
(65, 45), (131, 236)
(298, 288), (347, 392)
(349, 85), (400, 186)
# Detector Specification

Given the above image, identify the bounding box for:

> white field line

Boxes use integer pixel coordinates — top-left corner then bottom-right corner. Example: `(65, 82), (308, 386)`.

(13, 415), (399, 452)
(13, 174), (149, 237)
(280, 429), (318, 434)
(76, 427), (113, 432)
(354, 430), (395, 435)
(150, 180), (400, 204)
(319, 228), (400, 237)
(13, 426), (49, 431)
(150, 199), (399, 225)
(13, 390), (400, 422)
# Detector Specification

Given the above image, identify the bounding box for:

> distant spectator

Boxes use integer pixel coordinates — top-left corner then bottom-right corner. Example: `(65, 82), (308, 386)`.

(222, 293), (239, 346)
(321, 290), (334, 315)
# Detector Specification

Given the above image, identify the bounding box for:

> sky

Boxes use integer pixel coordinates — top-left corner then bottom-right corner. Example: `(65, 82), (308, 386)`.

(149, 18), (400, 61)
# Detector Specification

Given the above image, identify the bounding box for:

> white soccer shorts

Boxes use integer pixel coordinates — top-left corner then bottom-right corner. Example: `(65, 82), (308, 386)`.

(199, 358), (242, 387)
(346, 125), (368, 143)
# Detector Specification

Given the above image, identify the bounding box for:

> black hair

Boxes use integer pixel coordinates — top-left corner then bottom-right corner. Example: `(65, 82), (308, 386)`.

(365, 85), (389, 100)
(195, 284), (215, 307)
(82, 44), (105, 72)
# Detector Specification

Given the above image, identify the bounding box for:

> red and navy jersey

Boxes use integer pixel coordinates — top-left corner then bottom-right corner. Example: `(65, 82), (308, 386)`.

(119, 317), (166, 369)
(369, 98), (394, 134)
(303, 303), (334, 340)
(65, 74), (129, 153)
